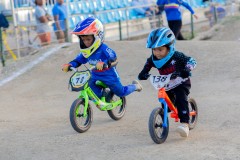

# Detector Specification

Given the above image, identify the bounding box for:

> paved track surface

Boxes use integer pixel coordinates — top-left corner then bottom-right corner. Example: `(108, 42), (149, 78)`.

(1, 38), (240, 159)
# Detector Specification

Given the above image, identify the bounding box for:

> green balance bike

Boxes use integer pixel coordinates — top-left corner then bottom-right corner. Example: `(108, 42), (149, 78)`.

(68, 67), (126, 133)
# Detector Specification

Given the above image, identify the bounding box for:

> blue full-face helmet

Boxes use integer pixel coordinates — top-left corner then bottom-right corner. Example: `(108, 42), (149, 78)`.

(146, 27), (176, 68)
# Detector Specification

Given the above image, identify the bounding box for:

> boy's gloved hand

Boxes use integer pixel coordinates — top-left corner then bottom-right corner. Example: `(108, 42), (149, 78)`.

(96, 62), (104, 70)
(171, 70), (190, 79)
(180, 70), (191, 78)
(170, 72), (180, 80)
(138, 73), (150, 80)
(62, 64), (72, 72)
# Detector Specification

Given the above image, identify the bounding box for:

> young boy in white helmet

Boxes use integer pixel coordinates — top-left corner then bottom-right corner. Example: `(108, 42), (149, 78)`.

(138, 27), (197, 137)
(62, 17), (142, 98)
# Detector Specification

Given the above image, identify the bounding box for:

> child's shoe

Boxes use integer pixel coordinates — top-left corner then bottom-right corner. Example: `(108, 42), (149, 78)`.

(132, 80), (143, 92)
(176, 123), (189, 137)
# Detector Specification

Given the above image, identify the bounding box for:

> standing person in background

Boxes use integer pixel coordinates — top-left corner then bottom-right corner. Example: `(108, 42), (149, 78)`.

(157, 0), (198, 40)
(35, 0), (52, 46)
(52, 0), (67, 43)
(0, 13), (9, 67)
(131, 0), (158, 17)
(131, 0), (161, 28)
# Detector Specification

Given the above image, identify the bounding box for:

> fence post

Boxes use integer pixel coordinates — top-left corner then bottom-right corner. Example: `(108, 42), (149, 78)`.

(0, 27), (5, 67)
(125, 8), (129, 40)
(118, 20), (122, 41)
(65, 0), (70, 42)
(190, 14), (194, 39)
(10, 0), (21, 59)
(213, 6), (218, 24)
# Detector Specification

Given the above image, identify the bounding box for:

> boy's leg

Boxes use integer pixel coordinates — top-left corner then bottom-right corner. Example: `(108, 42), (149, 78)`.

(104, 79), (142, 97)
(88, 78), (103, 98)
(173, 83), (191, 123)
(173, 83), (191, 137)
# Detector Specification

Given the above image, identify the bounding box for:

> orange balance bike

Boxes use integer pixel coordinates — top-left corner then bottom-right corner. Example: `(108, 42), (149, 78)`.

(148, 73), (198, 144)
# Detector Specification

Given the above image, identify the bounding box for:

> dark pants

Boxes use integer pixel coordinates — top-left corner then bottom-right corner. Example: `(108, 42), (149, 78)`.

(168, 20), (185, 40)
(166, 82), (191, 123)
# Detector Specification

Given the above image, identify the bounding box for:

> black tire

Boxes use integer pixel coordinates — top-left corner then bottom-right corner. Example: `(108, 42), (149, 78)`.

(188, 98), (198, 130)
(107, 95), (126, 121)
(69, 98), (93, 133)
(148, 107), (169, 144)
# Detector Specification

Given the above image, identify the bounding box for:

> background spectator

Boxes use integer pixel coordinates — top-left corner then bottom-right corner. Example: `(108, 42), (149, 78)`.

(132, 0), (154, 16)
(204, 3), (226, 27)
(34, 0), (52, 46)
(52, 0), (67, 43)
(131, 0), (161, 28)
(0, 12), (9, 67)
(157, 0), (198, 40)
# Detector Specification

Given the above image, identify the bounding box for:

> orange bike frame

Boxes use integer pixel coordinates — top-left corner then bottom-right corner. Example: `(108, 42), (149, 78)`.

(158, 88), (179, 125)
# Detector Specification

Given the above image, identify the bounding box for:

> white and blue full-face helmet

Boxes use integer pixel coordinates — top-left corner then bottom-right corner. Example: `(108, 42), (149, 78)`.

(146, 27), (176, 68)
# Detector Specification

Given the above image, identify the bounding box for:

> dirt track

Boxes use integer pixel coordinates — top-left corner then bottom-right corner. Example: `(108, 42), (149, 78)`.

(1, 37), (240, 160)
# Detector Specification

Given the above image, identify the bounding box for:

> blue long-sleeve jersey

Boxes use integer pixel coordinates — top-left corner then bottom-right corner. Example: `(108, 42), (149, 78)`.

(69, 43), (119, 80)
(69, 43), (137, 98)
(157, 0), (195, 21)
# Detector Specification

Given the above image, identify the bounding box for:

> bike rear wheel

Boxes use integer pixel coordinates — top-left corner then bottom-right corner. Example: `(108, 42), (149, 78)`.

(69, 98), (93, 133)
(148, 107), (169, 144)
(107, 95), (126, 121)
(188, 98), (198, 130)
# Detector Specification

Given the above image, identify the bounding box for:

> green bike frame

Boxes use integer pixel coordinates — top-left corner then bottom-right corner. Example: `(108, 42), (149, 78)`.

(77, 81), (123, 117)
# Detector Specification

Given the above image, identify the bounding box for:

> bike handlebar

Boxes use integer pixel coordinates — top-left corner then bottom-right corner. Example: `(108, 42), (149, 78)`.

(70, 67), (77, 72)
(70, 63), (109, 72)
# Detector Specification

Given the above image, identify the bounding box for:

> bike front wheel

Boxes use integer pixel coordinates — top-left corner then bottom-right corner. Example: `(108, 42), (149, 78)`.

(188, 98), (198, 130)
(69, 98), (93, 133)
(148, 107), (169, 144)
(107, 94), (126, 121)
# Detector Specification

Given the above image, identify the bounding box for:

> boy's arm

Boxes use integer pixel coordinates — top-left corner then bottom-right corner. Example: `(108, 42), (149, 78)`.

(62, 53), (86, 72)
(175, 52), (196, 78)
(102, 46), (118, 68)
(185, 57), (197, 71)
(69, 53), (88, 68)
(138, 57), (153, 80)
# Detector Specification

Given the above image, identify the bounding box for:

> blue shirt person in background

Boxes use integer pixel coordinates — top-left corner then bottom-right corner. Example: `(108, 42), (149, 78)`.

(157, 0), (198, 40)
(52, 0), (67, 43)
(62, 17), (143, 98)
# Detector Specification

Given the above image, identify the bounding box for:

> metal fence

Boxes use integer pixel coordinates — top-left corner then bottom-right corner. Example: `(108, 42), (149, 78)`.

(0, 0), (239, 67)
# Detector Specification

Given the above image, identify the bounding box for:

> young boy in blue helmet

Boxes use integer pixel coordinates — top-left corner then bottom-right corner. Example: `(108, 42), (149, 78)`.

(138, 27), (196, 137)
(62, 17), (142, 98)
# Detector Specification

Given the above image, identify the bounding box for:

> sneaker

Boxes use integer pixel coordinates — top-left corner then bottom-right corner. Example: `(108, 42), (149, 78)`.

(132, 80), (143, 92)
(176, 123), (189, 137)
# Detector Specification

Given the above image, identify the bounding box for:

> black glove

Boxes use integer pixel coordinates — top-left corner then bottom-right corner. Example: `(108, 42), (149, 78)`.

(180, 70), (191, 78)
(138, 72), (150, 80)
(170, 72), (180, 80)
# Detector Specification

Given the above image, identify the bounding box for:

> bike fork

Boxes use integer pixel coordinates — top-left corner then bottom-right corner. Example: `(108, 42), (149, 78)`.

(159, 98), (168, 128)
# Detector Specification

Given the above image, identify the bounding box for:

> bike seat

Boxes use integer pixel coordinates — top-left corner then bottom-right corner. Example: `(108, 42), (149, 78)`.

(95, 80), (107, 88)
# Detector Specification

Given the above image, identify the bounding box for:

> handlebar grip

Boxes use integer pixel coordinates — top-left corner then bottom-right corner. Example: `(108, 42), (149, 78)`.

(103, 63), (108, 69)
(70, 67), (77, 72)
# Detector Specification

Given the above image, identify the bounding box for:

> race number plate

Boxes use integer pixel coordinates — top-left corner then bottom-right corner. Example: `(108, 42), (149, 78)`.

(150, 75), (171, 90)
(70, 71), (90, 89)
